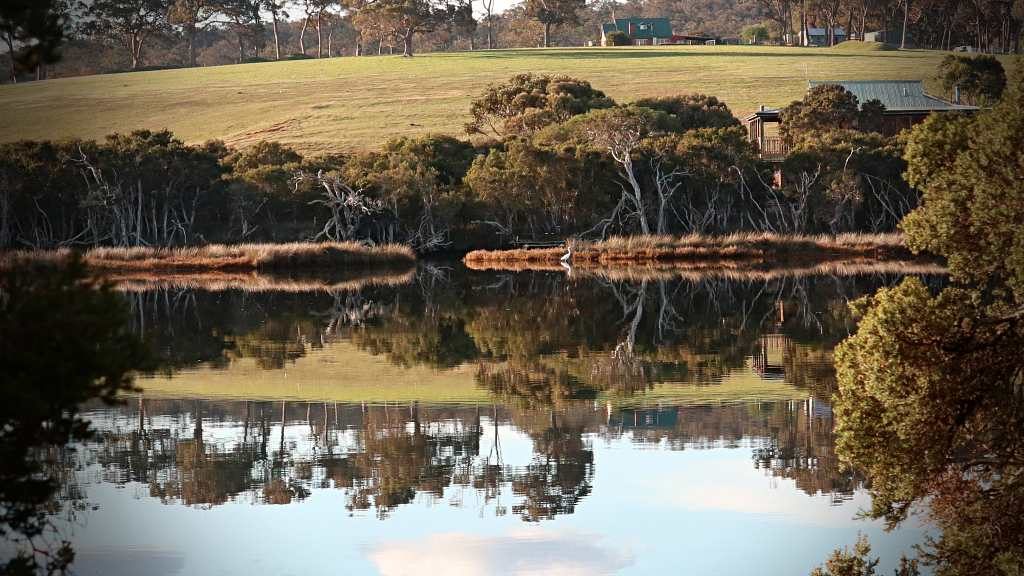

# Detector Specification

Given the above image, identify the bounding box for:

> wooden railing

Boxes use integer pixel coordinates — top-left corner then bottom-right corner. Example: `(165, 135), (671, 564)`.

(757, 136), (791, 161)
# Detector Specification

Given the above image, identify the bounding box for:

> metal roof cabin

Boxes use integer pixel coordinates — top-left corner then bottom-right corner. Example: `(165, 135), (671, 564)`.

(601, 18), (674, 45)
(807, 80), (977, 114)
(744, 80), (979, 161)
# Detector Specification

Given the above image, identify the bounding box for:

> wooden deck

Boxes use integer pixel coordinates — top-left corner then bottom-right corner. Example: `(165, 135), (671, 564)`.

(757, 136), (791, 162)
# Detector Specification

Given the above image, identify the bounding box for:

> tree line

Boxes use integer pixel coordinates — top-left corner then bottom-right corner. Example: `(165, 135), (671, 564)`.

(751, 0), (1023, 50)
(1, 69), (944, 251)
(3, 0), (1020, 82)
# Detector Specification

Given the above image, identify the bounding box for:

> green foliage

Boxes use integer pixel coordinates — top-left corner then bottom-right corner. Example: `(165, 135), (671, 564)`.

(464, 136), (617, 240)
(644, 126), (758, 182)
(832, 69), (1024, 576)
(783, 129), (911, 233)
(900, 72), (1024, 298)
(741, 24), (769, 44)
(0, 0), (67, 76)
(222, 140), (302, 173)
(936, 54), (1006, 106)
(343, 135), (477, 250)
(0, 129), (228, 248)
(0, 256), (153, 573)
(632, 94), (741, 132)
(810, 535), (880, 576)
(604, 30), (630, 46)
(465, 73), (616, 139)
(780, 85), (887, 145)
(810, 535), (920, 576)
(834, 277), (1024, 575)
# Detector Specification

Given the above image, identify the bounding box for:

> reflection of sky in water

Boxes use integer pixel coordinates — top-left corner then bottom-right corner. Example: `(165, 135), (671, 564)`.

(61, 415), (926, 576)
(40, 272), (942, 575)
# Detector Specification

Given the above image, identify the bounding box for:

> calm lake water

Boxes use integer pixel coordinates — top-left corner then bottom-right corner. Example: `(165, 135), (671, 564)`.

(55, 265), (938, 575)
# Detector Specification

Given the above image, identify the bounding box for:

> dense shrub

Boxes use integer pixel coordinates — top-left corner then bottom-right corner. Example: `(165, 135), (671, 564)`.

(342, 135), (479, 250)
(936, 54), (1006, 106)
(780, 85), (887, 145)
(465, 73), (616, 139)
(604, 31), (630, 46)
(632, 94), (741, 131)
(783, 130), (912, 233)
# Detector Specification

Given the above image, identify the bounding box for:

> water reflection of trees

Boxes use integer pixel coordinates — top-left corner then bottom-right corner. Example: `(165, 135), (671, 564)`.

(123, 269), (941, 404)
(82, 396), (853, 520)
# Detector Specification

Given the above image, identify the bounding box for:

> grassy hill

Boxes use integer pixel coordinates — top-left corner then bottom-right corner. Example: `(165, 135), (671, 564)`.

(0, 45), (959, 154)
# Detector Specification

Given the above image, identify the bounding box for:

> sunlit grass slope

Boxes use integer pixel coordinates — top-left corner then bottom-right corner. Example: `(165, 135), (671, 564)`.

(0, 45), (962, 154)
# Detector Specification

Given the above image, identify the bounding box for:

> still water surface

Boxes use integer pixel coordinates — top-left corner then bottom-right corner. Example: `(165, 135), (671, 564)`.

(61, 266), (936, 575)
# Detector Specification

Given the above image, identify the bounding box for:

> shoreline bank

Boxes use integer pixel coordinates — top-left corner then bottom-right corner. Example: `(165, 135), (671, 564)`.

(1, 242), (416, 274)
(463, 233), (934, 269)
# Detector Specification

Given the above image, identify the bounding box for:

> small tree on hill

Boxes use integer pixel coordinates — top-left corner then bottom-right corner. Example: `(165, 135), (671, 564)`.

(168, 0), (217, 67)
(82, 0), (170, 70)
(465, 73), (615, 139)
(360, 0), (453, 56)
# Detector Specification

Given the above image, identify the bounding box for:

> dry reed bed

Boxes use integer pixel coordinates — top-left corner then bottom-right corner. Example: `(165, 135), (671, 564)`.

(1, 242), (416, 273)
(464, 233), (918, 266)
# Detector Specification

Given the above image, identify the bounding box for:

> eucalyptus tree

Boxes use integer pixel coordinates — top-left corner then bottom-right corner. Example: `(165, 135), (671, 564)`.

(217, 0), (265, 61)
(523, 0), (584, 47)
(81, 0), (170, 70)
(168, 0), (217, 66)
(262, 0), (286, 59)
(361, 0), (454, 56)
(477, 0), (495, 48)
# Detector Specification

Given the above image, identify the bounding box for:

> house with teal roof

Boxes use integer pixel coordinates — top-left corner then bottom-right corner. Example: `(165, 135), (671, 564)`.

(600, 17), (674, 46)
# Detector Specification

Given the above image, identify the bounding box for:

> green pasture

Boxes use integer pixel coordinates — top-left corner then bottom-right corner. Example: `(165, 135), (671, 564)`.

(0, 44), (963, 154)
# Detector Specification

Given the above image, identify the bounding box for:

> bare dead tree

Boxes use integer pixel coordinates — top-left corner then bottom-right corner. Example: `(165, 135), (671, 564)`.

(650, 157), (685, 235)
(586, 110), (651, 235)
(478, 0), (496, 48)
(294, 170), (384, 242)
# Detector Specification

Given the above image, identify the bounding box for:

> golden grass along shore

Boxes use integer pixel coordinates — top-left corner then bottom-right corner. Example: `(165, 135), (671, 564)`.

(2, 241), (416, 274)
(464, 233), (922, 268)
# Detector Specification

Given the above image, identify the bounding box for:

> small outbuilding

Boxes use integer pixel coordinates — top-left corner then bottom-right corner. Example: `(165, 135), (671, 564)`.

(864, 30), (910, 46)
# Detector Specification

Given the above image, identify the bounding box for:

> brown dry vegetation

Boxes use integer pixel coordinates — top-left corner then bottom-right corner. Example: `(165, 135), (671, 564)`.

(2, 242), (416, 274)
(465, 258), (946, 282)
(100, 268), (417, 293)
(464, 233), (921, 267)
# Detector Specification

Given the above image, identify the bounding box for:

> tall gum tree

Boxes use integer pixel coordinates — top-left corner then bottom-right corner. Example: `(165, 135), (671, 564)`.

(168, 0), (216, 66)
(362, 0), (452, 56)
(82, 0), (169, 70)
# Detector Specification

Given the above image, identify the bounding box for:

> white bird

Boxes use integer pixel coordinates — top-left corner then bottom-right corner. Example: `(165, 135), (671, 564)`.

(560, 243), (573, 276)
